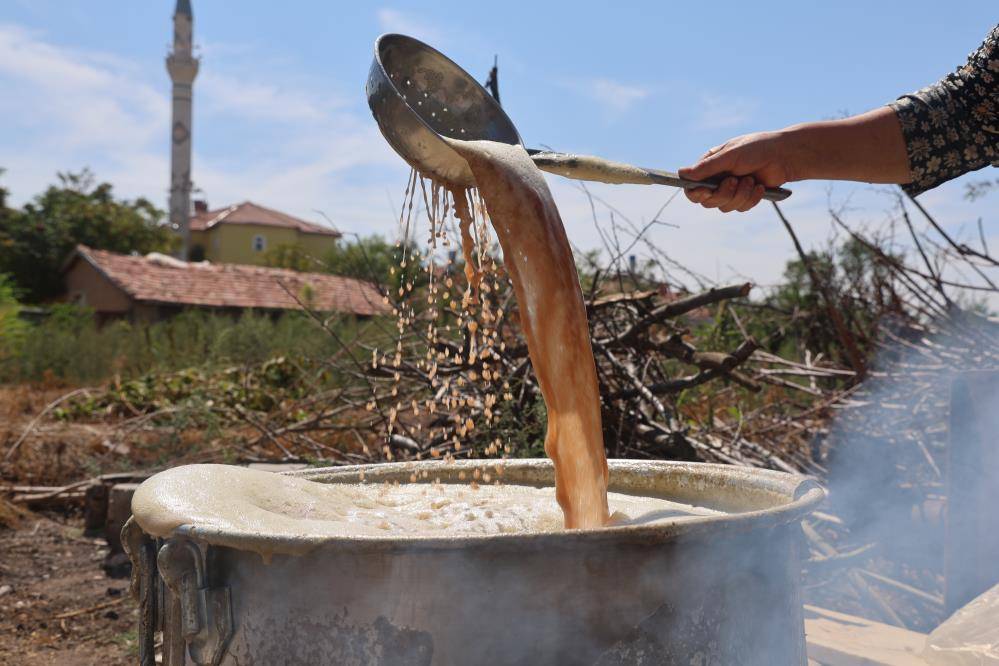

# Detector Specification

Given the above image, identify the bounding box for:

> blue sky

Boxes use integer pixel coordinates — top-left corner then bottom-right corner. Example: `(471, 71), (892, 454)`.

(1, 1), (996, 291)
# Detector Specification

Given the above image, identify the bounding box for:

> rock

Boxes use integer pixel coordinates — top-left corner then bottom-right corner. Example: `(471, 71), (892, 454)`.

(83, 483), (109, 537)
(101, 552), (131, 579)
(0, 584), (12, 597)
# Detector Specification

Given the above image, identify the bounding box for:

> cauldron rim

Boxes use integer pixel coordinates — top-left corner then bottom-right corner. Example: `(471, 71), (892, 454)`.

(156, 459), (824, 557)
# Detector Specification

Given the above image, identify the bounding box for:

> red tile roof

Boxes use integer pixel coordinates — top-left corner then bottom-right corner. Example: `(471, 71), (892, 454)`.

(68, 246), (387, 316)
(189, 201), (340, 237)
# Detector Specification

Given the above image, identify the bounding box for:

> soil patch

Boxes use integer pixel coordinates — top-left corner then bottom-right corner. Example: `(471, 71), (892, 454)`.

(0, 514), (136, 665)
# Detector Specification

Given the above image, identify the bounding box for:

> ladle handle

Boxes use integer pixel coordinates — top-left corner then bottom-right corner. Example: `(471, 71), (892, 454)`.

(645, 170), (791, 203)
(528, 150), (791, 202)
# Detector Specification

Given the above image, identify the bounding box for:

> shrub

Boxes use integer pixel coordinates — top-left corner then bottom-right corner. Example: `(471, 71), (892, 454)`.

(0, 305), (374, 385)
(0, 274), (28, 371)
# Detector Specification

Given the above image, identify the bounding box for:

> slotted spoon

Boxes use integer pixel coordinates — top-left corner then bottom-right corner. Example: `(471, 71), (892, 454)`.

(366, 34), (790, 202)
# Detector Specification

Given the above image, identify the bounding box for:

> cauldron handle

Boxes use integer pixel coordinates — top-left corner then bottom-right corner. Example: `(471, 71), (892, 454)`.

(158, 538), (234, 666)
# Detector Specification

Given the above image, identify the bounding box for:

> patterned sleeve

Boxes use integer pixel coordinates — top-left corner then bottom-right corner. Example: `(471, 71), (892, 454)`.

(888, 24), (998, 196)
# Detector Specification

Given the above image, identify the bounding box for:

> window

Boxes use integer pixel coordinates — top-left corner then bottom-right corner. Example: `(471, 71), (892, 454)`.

(252, 235), (266, 252)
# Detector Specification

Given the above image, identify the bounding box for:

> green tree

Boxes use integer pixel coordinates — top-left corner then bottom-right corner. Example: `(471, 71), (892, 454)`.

(265, 235), (425, 293)
(0, 274), (28, 370)
(264, 243), (321, 272)
(0, 169), (176, 303)
(761, 237), (901, 362)
(322, 234), (422, 291)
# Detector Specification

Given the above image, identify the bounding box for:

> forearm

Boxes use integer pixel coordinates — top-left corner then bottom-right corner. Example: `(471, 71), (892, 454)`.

(781, 107), (911, 184)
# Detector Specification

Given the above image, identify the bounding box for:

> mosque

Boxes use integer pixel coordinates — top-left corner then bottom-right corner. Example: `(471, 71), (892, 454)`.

(165, 0), (338, 266)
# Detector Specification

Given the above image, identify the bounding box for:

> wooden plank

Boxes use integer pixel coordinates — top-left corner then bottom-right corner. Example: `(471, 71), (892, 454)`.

(105, 482), (141, 553)
(804, 605), (927, 666)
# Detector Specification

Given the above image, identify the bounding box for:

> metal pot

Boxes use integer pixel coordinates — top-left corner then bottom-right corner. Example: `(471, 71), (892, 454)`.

(124, 459), (824, 665)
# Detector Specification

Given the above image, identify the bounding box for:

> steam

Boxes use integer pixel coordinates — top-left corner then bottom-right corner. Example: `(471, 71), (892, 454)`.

(811, 311), (999, 632)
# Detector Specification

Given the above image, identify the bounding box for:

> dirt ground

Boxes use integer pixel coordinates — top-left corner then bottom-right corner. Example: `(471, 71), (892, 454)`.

(0, 513), (136, 665)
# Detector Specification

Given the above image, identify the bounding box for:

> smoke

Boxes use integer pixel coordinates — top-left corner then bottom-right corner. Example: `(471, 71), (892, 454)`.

(810, 309), (999, 631)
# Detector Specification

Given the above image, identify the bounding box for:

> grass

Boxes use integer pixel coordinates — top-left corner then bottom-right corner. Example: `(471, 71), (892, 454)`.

(111, 629), (139, 657)
(0, 305), (382, 385)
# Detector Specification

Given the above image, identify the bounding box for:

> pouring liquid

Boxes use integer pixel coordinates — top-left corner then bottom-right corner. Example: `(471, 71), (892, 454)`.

(445, 139), (610, 529)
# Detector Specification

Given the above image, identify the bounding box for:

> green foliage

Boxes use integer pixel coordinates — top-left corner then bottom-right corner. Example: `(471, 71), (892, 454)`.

(756, 237), (898, 362)
(112, 630), (140, 658)
(57, 356), (312, 421)
(0, 306), (367, 385)
(323, 234), (394, 282)
(265, 234), (427, 294)
(322, 234), (423, 291)
(0, 274), (28, 370)
(769, 248), (833, 314)
(483, 379), (548, 458)
(13, 304), (104, 381)
(574, 249), (602, 291)
(0, 169), (176, 303)
(264, 243), (323, 272)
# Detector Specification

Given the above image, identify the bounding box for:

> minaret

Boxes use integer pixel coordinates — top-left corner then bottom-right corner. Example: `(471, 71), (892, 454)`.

(166, 0), (198, 259)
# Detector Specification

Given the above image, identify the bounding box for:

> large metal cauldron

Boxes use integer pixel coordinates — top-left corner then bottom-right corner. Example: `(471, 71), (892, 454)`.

(123, 459), (824, 665)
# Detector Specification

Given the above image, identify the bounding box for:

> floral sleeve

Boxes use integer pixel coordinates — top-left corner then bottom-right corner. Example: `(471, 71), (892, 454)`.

(888, 24), (998, 196)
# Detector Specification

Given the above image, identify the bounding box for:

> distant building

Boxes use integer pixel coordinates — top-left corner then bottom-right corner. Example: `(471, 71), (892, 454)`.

(188, 200), (340, 266)
(166, 0), (198, 258)
(166, 2), (340, 265)
(56, 2), (360, 321)
(62, 245), (385, 323)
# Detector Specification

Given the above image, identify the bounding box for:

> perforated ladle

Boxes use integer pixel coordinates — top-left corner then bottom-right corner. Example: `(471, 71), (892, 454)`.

(367, 34), (791, 202)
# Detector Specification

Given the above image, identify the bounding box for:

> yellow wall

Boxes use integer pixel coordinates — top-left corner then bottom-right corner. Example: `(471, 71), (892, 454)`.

(212, 224), (298, 265)
(300, 232), (338, 262)
(190, 230), (208, 260)
(189, 224), (338, 266)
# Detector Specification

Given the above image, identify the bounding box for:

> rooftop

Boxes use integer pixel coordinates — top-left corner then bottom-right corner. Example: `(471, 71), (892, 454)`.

(66, 245), (386, 316)
(189, 201), (341, 237)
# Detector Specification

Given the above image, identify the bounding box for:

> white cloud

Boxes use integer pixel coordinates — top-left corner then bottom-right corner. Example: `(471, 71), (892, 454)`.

(0, 21), (409, 241)
(694, 93), (758, 130)
(199, 71), (333, 124)
(0, 23), (170, 202)
(0, 23), (168, 152)
(568, 77), (652, 115)
(544, 175), (838, 291)
(376, 8), (443, 44)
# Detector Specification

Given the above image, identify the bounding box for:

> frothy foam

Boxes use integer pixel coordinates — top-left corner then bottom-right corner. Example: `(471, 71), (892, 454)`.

(132, 464), (721, 541)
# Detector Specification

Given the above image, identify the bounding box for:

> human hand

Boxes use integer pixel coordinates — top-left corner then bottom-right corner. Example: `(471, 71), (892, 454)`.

(678, 130), (796, 213)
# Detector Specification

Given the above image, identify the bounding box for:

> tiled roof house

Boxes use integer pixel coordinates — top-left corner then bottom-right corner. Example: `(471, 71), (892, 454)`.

(62, 245), (387, 322)
(188, 200), (340, 266)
